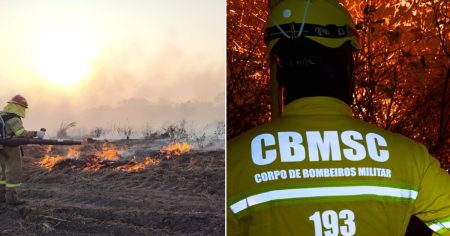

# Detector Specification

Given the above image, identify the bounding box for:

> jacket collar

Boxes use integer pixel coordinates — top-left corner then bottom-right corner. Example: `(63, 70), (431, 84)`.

(2, 103), (26, 118)
(283, 96), (353, 117)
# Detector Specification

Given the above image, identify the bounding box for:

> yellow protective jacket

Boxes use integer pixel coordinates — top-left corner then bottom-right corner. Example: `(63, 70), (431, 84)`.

(227, 97), (450, 236)
(1, 105), (35, 138)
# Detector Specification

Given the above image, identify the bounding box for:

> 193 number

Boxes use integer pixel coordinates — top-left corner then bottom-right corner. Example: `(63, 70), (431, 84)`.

(309, 209), (356, 236)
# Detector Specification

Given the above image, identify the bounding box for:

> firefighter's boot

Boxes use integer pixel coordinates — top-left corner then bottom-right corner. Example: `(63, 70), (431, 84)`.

(0, 185), (5, 203)
(5, 188), (25, 205)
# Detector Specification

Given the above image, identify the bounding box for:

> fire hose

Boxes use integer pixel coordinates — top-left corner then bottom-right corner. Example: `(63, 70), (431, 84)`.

(0, 138), (81, 147)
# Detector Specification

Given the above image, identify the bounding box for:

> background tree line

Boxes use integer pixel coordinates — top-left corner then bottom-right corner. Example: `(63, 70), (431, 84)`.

(227, 0), (449, 169)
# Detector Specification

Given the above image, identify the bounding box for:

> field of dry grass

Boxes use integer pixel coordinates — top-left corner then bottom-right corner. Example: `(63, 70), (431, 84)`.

(0, 140), (224, 235)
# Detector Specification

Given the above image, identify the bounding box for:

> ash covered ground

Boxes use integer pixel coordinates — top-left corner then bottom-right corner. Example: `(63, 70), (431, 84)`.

(0, 139), (224, 235)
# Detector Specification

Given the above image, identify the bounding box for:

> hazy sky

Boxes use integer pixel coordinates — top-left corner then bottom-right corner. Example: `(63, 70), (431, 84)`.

(0, 0), (225, 137)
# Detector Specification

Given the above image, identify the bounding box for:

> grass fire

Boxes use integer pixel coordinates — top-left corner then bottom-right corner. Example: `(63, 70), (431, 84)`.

(1, 124), (224, 235)
(160, 142), (190, 157)
(37, 141), (190, 172)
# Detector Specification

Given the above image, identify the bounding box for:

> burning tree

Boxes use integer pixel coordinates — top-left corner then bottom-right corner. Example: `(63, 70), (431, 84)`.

(227, 0), (449, 167)
(344, 0), (449, 166)
(227, 0), (271, 138)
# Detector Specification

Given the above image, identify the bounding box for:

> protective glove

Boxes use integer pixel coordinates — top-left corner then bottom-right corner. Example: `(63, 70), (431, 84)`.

(36, 128), (46, 139)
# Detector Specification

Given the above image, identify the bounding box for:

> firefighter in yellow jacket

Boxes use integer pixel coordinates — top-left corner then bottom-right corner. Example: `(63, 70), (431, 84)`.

(0, 95), (45, 205)
(227, 0), (450, 235)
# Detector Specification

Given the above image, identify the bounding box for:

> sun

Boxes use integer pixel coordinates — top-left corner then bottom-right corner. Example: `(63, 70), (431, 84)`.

(30, 26), (99, 86)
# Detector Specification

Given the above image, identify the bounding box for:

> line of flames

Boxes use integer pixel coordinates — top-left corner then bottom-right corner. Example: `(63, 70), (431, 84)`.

(114, 157), (161, 172)
(160, 142), (190, 157)
(38, 142), (190, 172)
(38, 145), (80, 171)
(96, 143), (120, 161)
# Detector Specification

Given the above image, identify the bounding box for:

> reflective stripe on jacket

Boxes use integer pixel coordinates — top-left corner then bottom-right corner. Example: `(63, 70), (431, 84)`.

(227, 97), (450, 236)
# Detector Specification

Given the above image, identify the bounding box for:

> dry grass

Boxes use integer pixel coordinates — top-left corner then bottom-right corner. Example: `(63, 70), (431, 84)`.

(56, 122), (77, 138)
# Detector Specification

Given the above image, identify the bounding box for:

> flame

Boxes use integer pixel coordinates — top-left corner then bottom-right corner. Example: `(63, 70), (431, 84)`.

(160, 142), (190, 156)
(66, 146), (80, 158)
(95, 143), (120, 161)
(38, 146), (80, 171)
(38, 143), (164, 172)
(115, 157), (160, 172)
(83, 157), (106, 171)
(38, 155), (65, 171)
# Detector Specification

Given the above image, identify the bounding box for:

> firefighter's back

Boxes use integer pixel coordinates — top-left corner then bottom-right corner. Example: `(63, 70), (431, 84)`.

(227, 97), (450, 235)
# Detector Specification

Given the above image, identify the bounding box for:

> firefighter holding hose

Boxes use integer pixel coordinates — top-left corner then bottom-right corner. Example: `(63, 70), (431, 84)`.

(227, 0), (450, 235)
(0, 95), (45, 205)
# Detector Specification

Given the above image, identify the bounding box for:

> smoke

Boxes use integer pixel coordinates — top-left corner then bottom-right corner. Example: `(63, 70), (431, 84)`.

(24, 95), (224, 137)
(4, 38), (224, 136)
(0, 1), (225, 139)
(75, 38), (224, 107)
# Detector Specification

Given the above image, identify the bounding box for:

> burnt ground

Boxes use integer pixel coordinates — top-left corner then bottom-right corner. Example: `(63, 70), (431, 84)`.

(0, 141), (224, 235)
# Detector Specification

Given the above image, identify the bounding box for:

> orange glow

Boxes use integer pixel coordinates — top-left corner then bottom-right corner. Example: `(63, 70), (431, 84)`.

(38, 145), (81, 171)
(66, 146), (80, 158)
(38, 155), (65, 171)
(160, 142), (191, 156)
(95, 143), (120, 161)
(38, 144), (162, 172)
(83, 160), (106, 171)
(115, 157), (161, 172)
